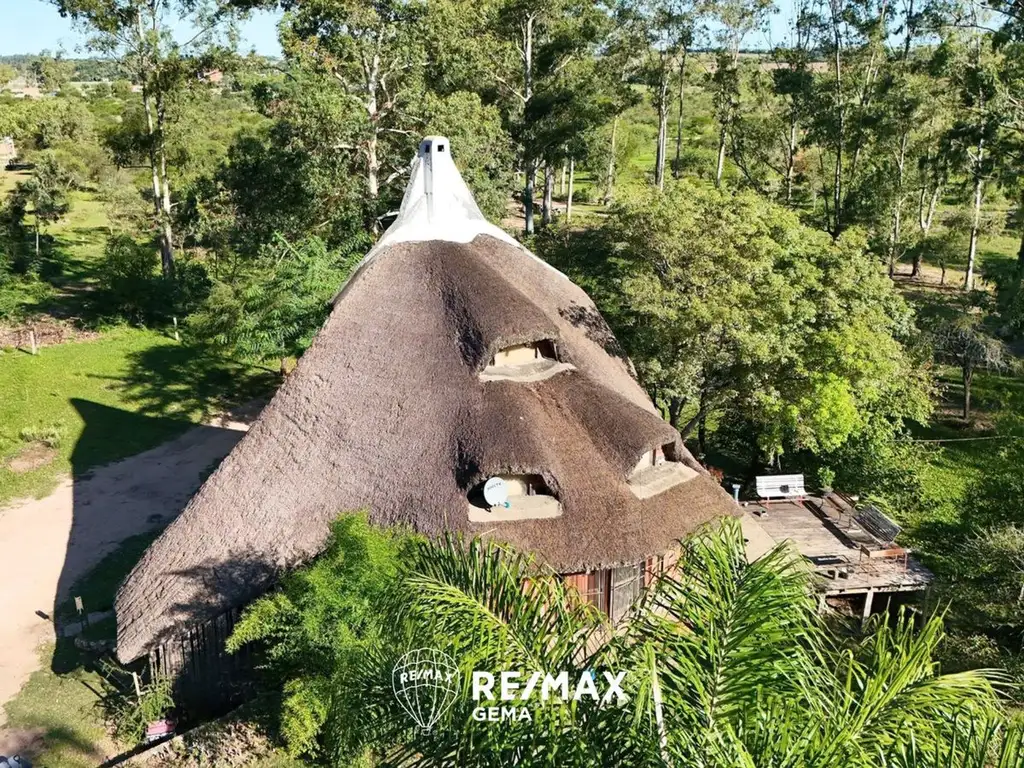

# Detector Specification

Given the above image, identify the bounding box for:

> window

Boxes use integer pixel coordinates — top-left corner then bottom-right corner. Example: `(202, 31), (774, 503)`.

(481, 339), (571, 382)
(467, 474), (562, 522)
(561, 563), (644, 622)
(488, 339), (556, 367)
(628, 443), (696, 499)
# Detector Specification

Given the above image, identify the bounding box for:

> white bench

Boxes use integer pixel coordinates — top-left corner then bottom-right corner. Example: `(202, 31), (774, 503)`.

(755, 474), (807, 503)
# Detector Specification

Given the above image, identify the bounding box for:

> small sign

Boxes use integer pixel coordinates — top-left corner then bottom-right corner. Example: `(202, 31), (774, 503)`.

(74, 596), (84, 615)
(483, 477), (508, 507)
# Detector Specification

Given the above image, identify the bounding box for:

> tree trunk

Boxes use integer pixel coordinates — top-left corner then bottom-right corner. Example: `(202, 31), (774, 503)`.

(829, 3), (844, 238)
(785, 116), (797, 205)
(963, 366), (972, 419)
(522, 16), (535, 235)
(698, 412), (708, 457)
(34, 221), (39, 260)
(888, 134), (908, 277)
(566, 156), (575, 222)
(605, 117), (617, 205)
(155, 92), (174, 278)
(965, 141), (984, 291)
(913, 183), (941, 277)
(673, 52), (687, 180)
(136, 8), (172, 277)
(1017, 188), (1024, 274)
(655, 63), (669, 190)
(524, 156), (536, 235)
(559, 162), (566, 196)
(541, 163), (554, 226)
(715, 126), (727, 188)
(667, 396), (685, 429)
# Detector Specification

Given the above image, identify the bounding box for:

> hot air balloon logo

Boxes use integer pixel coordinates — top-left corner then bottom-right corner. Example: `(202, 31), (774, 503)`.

(392, 648), (461, 731)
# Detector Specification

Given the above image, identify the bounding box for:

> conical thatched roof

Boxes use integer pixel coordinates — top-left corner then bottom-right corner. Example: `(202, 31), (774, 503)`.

(115, 137), (739, 663)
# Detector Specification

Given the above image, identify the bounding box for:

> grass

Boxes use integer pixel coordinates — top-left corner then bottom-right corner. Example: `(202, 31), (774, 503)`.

(0, 326), (274, 506)
(56, 532), (161, 623)
(2, 644), (120, 768)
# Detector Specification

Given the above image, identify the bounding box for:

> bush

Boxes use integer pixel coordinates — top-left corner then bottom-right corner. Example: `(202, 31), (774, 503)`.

(99, 234), (160, 324)
(571, 186), (595, 204)
(97, 664), (175, 745)
(97, 235), (211, 325)
(19, 423), (65, 448)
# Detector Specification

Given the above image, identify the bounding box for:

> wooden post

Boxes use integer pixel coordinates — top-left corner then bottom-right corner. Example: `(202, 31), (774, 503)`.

(172, 316), (180, 342)
(861, 589), (875, 625)
(29, 328), (37, 355)
(133, 671), (143, 702)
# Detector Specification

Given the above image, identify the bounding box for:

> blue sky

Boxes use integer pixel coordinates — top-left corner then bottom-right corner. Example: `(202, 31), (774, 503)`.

(0, 0), (284, 57)
(0, 0), (797, 59)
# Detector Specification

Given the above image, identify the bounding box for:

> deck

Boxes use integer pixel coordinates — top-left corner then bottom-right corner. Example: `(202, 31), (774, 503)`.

(741, 495), (932, 598)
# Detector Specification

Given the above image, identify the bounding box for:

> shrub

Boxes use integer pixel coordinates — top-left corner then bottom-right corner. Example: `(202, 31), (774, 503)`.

(19, 423), (65, 448)
(97, 235), (211, 325)
(99, 234), (160, 324)
(97, 665), (175, 745)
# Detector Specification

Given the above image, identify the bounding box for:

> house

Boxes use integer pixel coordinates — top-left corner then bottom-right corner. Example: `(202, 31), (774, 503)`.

(114, 136), (741, 665)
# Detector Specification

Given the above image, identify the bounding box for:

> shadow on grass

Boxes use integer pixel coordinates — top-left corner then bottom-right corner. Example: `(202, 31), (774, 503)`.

(51, 399), (250, 681)
(113, 342), (278, 423)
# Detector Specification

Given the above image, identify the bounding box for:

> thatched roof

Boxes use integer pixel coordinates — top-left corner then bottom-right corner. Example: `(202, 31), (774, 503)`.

(114, 137), (739, 663)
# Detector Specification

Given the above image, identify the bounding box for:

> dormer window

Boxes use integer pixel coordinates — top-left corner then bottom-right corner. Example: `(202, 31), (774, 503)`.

(489, 340), (556, 367)
(481, 339), (572, 383)
(467, 473), (563, 522)
(628, 442), (697, 499)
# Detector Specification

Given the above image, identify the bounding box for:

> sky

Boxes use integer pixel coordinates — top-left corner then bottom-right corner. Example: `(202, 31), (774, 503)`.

(0, 0), (799, 59)
(0, 0), (284, 57)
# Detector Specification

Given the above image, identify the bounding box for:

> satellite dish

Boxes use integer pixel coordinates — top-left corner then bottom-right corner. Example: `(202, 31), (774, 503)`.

(483, 477), (508, 507)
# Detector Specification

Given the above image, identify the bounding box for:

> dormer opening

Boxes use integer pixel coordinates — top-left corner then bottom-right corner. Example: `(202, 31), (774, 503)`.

(467, 473), (562, 522)
(628, 442), (697, 500)
(481, 339), (572, 383)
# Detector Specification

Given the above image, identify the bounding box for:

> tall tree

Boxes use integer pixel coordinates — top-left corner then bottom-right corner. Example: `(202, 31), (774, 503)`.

(282, 0), (429, 221)
(53, 0), (257, 277)
(620, 0), (697, 190)
(935, 4), (1003, 289)
(708, 0), (773, 188)
(457, 0), (607, 234)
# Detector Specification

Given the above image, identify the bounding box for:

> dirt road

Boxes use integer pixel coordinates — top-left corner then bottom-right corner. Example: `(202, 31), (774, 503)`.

(0, 410), (257, 728)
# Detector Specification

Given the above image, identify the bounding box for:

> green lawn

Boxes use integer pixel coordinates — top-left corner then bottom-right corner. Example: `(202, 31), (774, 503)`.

(3, 644), (119, 768)
(0, 327), (274, 506)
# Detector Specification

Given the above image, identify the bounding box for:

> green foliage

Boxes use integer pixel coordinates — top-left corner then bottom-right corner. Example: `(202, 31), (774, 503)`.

(538, 178), (931, 464)
(97, 667), (174, 744)
(189, 235), (362, 365)
(98, 234), (161, 323)
(19, 422), (66, 448)
(231, 517), (1008, 766)
(227, 513), (415, 757)
(98, 234), (212, 324)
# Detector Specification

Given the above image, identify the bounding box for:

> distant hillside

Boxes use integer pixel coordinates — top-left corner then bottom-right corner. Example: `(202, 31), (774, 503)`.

(0, 55), (121, 82)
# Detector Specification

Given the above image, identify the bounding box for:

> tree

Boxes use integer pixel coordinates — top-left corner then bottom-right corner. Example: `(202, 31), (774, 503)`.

(229, 514), (1006, 765)
(707, 0), (773, 188)
(0, 63), (16, 89)
(619, 0), (698, 190)
(31, 54), (74, 92)
(538, 180), (930, 463)
(934, 312), (1006, 418)
(808, 0), (891, 238)
(8, 151), (74, 260)
(935, 12), (1004, 289)
(281, 0), (428, 219)
(188, 234), (364, 374)
(53, 0), (261, 277)
(452, 0), (607, 234)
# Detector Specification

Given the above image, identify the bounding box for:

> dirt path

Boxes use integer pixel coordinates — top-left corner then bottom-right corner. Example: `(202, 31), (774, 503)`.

(0, 408), (259, 728)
